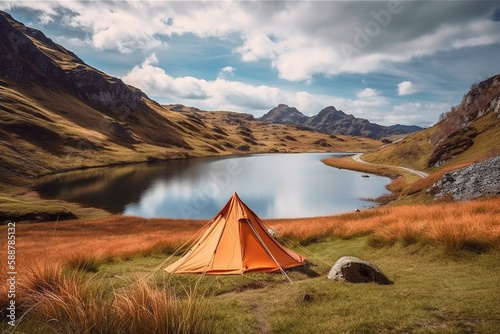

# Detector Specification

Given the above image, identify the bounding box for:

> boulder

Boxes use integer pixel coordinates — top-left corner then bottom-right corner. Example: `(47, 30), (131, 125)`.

(328, 256), (393, 285)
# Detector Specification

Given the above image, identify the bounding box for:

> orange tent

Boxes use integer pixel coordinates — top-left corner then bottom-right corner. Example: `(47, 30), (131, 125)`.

(164, 192), (306, 275)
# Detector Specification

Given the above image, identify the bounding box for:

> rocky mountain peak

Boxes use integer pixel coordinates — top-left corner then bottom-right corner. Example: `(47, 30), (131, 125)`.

(312, 106), (349, 123)
(260, 104), (423, 139)
(258, 104), (308, 125)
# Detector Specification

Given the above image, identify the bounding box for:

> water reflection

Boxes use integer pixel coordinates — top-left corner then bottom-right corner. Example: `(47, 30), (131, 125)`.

(35, 153), (390, 219)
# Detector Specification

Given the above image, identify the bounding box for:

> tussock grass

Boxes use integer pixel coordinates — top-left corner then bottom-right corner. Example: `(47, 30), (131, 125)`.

(270, 198), (500, 253)
(116, 280), (210, 334)
(8, 261), (211, 333)
(65, 253), (103, 272)
(20, 267), (117, 333)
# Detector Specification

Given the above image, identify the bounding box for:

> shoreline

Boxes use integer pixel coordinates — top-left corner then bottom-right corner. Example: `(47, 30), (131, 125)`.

(1, 150), (374, 224)
(321, 154), (425, 205)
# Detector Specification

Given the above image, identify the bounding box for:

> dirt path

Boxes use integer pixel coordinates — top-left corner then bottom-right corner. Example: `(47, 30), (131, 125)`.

(251, 303), (272, 334)
(352, 153), (429, 178)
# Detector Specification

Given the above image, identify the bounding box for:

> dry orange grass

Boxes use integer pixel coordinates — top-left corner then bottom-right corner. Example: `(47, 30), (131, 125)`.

(0, 216), (206, 279)
(1, 197), (499, 283)
(269, 197), (500, 252)
(10, 261), (209, 333)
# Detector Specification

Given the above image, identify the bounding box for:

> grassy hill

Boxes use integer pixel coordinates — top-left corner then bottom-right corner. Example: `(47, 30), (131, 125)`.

(362, 74), (500, 172)
(324, 74), (500, 204)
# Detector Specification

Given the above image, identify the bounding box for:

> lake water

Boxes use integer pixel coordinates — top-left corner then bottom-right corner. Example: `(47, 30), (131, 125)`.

(35, 153), (390, 219)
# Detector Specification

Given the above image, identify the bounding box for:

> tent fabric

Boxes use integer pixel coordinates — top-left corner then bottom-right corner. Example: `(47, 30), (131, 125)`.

(164, 192), (306, 274)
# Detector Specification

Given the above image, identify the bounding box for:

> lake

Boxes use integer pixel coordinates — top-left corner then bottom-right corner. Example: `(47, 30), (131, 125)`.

(35, 153), (390, 219)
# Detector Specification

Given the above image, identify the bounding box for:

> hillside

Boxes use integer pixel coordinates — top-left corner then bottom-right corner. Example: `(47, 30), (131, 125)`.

(362, 74), (500, 172)
(0, 11), (229, 182)
(259, 104), (423, 139)
(322, 74), (500, 205)
(169, 105), (382, 154)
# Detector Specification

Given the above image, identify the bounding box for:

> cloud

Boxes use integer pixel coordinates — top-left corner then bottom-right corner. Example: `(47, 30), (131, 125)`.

(122, 55), (354, 116)
(398, 81), (419, 96)
(388, 102), (452, 126)
(123, 54), (392, 118)
(122, 54), (286, 112)
(352, 88), (388, 108)
(6, 1), (498, 81)
(357, 88), (378, 99)
(218, 66), (235, 79)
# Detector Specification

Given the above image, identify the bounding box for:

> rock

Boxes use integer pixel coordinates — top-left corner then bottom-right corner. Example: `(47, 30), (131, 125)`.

(302, 294), (313, 302)
(433, 155), (500, 201)
(328, 256), (393, 285)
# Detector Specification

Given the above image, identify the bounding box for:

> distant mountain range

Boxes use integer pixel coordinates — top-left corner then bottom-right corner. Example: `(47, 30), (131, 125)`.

(259, 104), (423, 139)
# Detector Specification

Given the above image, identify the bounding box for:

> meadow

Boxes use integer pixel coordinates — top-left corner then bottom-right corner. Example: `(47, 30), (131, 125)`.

(1, 197), (500, 333)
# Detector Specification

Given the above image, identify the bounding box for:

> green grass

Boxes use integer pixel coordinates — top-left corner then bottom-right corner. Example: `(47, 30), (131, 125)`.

(5, 237), (499, 333)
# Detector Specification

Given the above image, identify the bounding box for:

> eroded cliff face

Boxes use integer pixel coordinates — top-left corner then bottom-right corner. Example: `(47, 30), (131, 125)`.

(0, 11), (145, 112)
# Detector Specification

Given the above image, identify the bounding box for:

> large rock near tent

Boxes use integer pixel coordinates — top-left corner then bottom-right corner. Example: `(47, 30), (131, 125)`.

(328, 256), (393, 285)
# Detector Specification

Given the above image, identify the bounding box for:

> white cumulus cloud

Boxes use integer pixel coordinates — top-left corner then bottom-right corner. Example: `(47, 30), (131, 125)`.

(398, 81), (419, 96)
(122, 54), (286, 112)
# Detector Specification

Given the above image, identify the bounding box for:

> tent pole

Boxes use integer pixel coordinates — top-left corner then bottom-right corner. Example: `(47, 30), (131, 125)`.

(244, 219), (293, 283)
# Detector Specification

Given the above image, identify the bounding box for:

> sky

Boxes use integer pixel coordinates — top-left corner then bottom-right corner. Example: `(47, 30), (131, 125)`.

(2, 1), (500, 127)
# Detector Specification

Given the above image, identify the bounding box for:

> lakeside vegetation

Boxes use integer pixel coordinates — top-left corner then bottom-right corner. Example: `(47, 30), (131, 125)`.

(1, 197), (499, 333)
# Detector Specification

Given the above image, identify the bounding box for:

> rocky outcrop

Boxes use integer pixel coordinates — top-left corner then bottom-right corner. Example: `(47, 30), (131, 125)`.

(427, 126), (477, 167)
(328, 256), (393, 285)
(259, 104), (423, 139)
(433, 155), (500, 201)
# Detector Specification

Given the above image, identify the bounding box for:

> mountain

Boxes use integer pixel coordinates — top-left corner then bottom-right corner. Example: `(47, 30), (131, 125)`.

(360, 73), (500, 172)
(0, 10), (249, 185)
(259, 105), (423, 139)
(259, 104), (309, 125)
